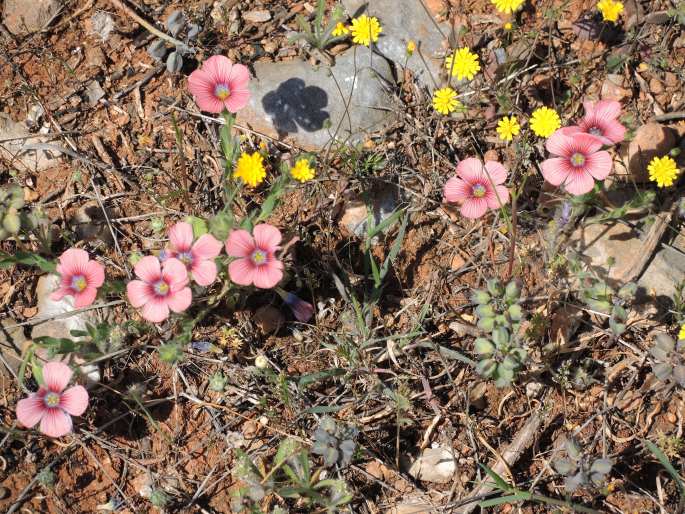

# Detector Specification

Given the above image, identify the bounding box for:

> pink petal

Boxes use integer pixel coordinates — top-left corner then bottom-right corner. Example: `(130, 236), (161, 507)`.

(225, 229), (255, 258)
(161, 258), (189, 290)
(187, 68), (223, 113)
(193, 89), (225, 114)
(557, 126), (583, 137)
(483, 161), (508, 185)
(541, 157), (572, 186)
(253, 261), (284, 289)
(191, 259), (217, 286)
(168, 222), (194, 252)
(73, 287), (97, 308)
(592, 100), (621, 120)
(563, 170), (596, 195)
(42, 361), (73, 393)
(461, 198), (488, 219)
(192, 234), (222, 260)
(228, 63), (250, 90)
(141, 298), (170, 323)
(51, 288), (68, 302)
(486, 185), (510, 209)
(443, 177), (470, 203)
(599, 119), (626, 144)
(134, 256), (162, 282)
(573, 133), (604, 155)
(224, 90), (251, 113)
(16, 395), (46, 428)
(40, 408), (73, 438)
(456, 158), (484, 182)
(545, 130), (575, 157)
(60, 385), (88, 416)
(253, 224), (282, 252)
(584, 150), (613, 180)
(228, 257), (257, 286)
(127, 280), (153, 308)
(166, 287), (192, 313)
(85, 260), (105, 288)
(58, 248), (90, 276)
(204, 55), (233, 85)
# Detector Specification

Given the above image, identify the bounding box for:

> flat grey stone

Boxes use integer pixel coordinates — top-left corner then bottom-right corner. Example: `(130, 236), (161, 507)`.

(0, 114), (62, 172)
(341, 0), (449, 90)
(3, 0), (60, 35)
(0, 319), (28, 378)
(408, 446), (457, 483)
(237, 47), (395, 151)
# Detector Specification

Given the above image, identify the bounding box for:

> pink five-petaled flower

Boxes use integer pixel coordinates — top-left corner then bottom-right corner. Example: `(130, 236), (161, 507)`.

(16, 361), (89, 438)
(187, 55), (250, 114)
(569, 100), (626, 146)
(443, 158), (510, 219)
(126, 256), (192, 323)
(225, 224), (284, 289)
(164, 222), (222, 287)
(541, 130), (613, 196)
(51, 249), (105, 308)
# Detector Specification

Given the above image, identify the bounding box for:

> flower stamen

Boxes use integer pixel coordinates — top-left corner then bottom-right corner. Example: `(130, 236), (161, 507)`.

(214, 83), (231, 100)
(153, 280), (170, 297)
(70, 275), (87, 293)
(43, 392), (60, 408)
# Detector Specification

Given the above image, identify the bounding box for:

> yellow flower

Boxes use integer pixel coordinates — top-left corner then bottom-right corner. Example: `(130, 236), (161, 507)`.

(445, 47), (481, 81)
(678, 323), (685, 341)
(233, 152), (266, 187)
(406, 40), (416, 56)
(529, 107), (561, 137)
(597, 0), (624, 22)
(648, 155), (679, 188)
(291, 158), (316, 182)
(491, 0), (525, 14)
(432, 87), (461, 115)
(504, 22), (513, 30)
(332, 22), (349, 37)
(497, 115), (521, 141)
(349, 15), (382, 46)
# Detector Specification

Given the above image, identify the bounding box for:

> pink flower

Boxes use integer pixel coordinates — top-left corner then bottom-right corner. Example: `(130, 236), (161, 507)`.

(187, 55), (250, 113)
(164, 222), (222, 286)
(126, 256), (192, 323)
(569, 100), (626, 146)
(541, 130), (613, 195)
(225, 224), (284, 289)
(443, 158), (510, 219)
(51, 249), (105, 308)
(16, 361), (89, 438)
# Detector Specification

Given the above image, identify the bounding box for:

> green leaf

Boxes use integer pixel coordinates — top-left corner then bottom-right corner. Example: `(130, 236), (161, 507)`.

(275, 439), (299, 468)
(297, 368), (346, 388)
(366, 208), (404, 243)
(0, 251), (56, 273)
(479, 493), (532, 507)
(480, 463), (511, 492)
(187, 216), (208, 237)
(644, 439), (685, 498)
(438, 345), (476, 366)
(303, 405), (343, 414)
(379, 211), (408, 281)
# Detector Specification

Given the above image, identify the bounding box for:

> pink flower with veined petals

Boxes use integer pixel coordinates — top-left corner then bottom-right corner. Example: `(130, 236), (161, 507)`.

(187, 55), (250, 113)
(443, 157), (510, 219)
(225, 224), (284, 289)
(51, 249), (105, 308)
(541, 129), (613, 195)
(567, 100), (626, 146)
(16, 361), (89, 438)
(126, 256), (192, 323)
(164, 222), (222, 286)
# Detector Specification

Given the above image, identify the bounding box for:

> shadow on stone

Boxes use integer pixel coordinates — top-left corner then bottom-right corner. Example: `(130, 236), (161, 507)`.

(262, 78), (330, 138)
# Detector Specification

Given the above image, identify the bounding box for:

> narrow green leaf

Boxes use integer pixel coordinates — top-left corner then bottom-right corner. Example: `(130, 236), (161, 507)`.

(297, 368), (346, 388)
(644, 439), (685, 497)
(480, 463), (511, 492)
(479, 493), (532, 507)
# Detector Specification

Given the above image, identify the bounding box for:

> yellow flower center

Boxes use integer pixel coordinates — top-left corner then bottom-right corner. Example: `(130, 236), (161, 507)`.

(44, 391), (60, 408)
(251, 249), (267, 265)
(70, 275), (87, 292)
(570, 153), (586, 167)
(472, 184), (487, 198)
(153, 280), (170, 296)
(214, 84), (231, 100)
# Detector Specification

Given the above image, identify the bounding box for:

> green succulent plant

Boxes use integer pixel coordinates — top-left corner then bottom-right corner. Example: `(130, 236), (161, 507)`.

(553, 438), (612, 493)
(311, 416), (358, 468)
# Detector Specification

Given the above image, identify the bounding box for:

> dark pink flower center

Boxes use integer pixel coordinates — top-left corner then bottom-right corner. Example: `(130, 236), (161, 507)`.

(570, 152), (586, 167)
(70, 274), (87, 293)
(153, 280), (170, 297)
(177, 251), (193, 267)
(43, 391), (60, 408)
(471, 183), (487, 198)
(214, 83), (231, 100)
(251, 249), (267, 266)
(588, 126), (603, 136)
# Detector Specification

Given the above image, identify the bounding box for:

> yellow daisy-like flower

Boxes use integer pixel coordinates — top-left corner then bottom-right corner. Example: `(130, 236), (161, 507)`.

(678, 323), (685, 341)
(406, 40), (416, 56)
(349, 15), (382, 46)
(491, 0), (525, 14)
(233, 152), (266, 187)
(445, 47), (481, 81)
(529, 107), (561, 137)
(291, 158), (316, 182)
(597, 0), (624, 22)
(504, 22), (513, 30)
(332, 22), (349, 37)
(648, 155), (679, 188)
(497, 115), (521, 141)
(432, 87), (461, 115)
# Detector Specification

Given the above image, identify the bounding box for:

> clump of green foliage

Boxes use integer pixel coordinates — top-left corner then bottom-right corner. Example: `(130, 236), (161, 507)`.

(553, 438), (612, 493)
(650, 334), (685, 388)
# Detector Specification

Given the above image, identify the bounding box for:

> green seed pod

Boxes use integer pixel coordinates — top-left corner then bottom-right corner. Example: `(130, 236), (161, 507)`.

(2, 211), (21, 234)
(475, 304), (495, 319)
(471, 290), (491, 305)
(486, 278), (503, 297)
(474, 338), (495, 355)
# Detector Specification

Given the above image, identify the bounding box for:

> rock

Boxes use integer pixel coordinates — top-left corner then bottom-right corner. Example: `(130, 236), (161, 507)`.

(408, 447), (457, 484)
(341, 0), (449, 90)
(617, 123), (676, 182)
(85, 80), (105, 106)
(31, 274), (101, 384)
(601, 74), (630, 101)
(389, 500), (434, 514)
(639, 233), (685, 298)
(649, 77), (664, 95)
(237, 47), (395, 151)
(0, 114), (62, 172)
(3, 0), (60, 35)
(253, 305), (284, 335)
(0, 319), (28, 378)
(70, 201), (115, 246)
(85, 45), (106, 68)
(243, 9), (271, 23)
(340, 187), (399, 238)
